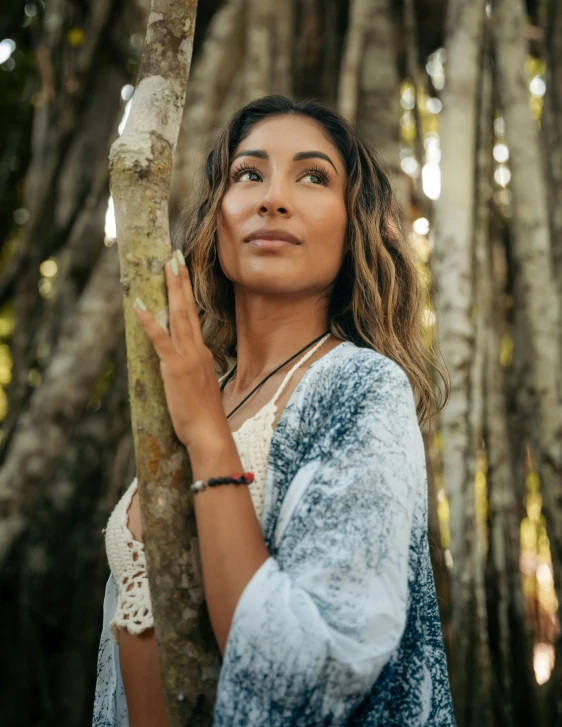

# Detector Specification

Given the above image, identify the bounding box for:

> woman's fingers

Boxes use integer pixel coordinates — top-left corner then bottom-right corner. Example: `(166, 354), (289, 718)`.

(133, 249), (205, 361)
(175, 249), (205, 347)
(131, 250), (220, 449)
(165, 256), (193, 352)
(132, 301), (177, 362)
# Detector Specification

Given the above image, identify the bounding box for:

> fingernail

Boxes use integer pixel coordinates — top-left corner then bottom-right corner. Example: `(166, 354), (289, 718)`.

(170, 257), (179, 276)
(135, 298), (147, 311)
(176, 249), (186, 266)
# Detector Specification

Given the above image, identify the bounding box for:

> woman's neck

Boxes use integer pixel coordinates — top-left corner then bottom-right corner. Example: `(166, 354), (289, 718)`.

(230, 329), (334, 394)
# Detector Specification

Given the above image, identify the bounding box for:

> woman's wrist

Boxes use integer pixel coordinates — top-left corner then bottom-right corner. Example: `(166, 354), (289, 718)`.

(187, 436), (243, 484)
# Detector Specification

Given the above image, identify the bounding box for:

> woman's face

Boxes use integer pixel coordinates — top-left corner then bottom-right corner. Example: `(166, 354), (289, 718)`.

(216, 115), (348, 297)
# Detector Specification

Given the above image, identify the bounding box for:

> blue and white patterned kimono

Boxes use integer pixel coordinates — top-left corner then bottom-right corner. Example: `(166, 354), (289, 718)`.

(93, 342), (456, 725)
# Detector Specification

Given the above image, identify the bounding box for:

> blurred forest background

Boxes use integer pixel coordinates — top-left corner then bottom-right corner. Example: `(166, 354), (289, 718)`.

(0, 0), (560, 725)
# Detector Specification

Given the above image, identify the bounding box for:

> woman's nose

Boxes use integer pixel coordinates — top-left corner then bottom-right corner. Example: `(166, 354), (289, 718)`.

(256, 178), (293, 216)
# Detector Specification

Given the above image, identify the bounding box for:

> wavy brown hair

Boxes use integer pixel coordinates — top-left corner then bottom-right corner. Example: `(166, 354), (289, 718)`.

(176, 95), (449, 426)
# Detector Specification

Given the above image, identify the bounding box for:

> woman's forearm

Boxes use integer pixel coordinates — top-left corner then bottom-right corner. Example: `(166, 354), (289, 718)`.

(189, 438), (270, 655)
(119, 628), (168, 727)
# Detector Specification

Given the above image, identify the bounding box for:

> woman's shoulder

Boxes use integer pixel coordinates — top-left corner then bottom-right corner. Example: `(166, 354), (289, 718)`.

(270, 340), (420, 466)
(312, 340), (413, 402)
(294, 340), (420, 452)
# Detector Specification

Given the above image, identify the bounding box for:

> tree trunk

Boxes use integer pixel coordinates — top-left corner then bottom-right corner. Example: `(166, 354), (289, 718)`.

(244, 0), (273, 101)
(337, 0), (370, 124)
(432, 0), (485, 722)
(170, 0), (246, 213)
(541, 0), (562, 315)
(271, 1), (294, 96)
(0, 245), (124, 562)
(492, 4), (562, 718)
(402, 0), (430, 220)
(484, 221), (545, 727)
(468, 30), (495, 724)
(1, 0), (121, 474)
(0, 336), (134, 727)
(356, 0), (405, 208)
(109, 1), (221, 723)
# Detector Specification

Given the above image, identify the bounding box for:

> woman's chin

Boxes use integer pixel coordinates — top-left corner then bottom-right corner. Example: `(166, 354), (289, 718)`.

(232, 273), (305, 296)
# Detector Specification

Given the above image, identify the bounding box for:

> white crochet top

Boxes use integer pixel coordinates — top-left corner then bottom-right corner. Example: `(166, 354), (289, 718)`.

(103, 333), (331, 643)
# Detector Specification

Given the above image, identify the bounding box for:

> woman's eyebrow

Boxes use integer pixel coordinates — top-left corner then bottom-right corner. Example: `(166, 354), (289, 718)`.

(231, 149), (339, 175)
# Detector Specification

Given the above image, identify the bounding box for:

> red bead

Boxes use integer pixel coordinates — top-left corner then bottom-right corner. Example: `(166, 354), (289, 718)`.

(231, 472), (243, 480)
(243, 472), (254, 484)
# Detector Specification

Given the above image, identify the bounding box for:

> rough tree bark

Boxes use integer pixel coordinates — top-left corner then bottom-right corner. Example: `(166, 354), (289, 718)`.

(271, 1), (294, 97)
(244, 0), (273, 101)
(432, 0), (485, 722)
(356, 0), (406, 209)
(337, 0), (370, 124)
(402, 0), (430, 219)
(171, 0), (246, 212)
(541, 0), (562, 310)
(484, 229), (544, 725)
(467, 29), (495, 724)
(479, 16), (543, 727)
(492, 3), (562, 719)
(109, 1), (221, 723)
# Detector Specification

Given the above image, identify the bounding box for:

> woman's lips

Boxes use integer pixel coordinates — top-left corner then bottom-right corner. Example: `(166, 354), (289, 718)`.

(245, 238), (297, 249)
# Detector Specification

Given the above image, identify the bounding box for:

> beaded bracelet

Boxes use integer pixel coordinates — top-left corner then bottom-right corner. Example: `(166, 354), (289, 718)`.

(190, 471), (255, 494)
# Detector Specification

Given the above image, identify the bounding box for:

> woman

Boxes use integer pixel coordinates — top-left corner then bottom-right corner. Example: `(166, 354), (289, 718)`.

(93, 95), (455, 726)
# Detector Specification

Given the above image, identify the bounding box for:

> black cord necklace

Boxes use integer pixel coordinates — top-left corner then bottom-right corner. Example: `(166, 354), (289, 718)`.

(220, 330), (331, 420)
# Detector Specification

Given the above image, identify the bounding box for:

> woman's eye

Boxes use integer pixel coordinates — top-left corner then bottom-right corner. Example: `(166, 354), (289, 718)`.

(302, 173), (324, 185)
(239, 171), (261, 182)
(230, 165), (330, 185)
(231, 166), (262, 182)
(300, 167), (330, 185)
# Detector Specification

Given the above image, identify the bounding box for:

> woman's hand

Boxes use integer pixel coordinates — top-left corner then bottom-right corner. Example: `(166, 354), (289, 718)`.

(132, 250), (230, 454)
